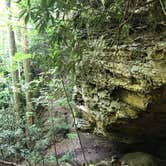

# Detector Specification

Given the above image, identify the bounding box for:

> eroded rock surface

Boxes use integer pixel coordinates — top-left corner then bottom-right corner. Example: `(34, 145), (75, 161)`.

(74, 40), (166, 143)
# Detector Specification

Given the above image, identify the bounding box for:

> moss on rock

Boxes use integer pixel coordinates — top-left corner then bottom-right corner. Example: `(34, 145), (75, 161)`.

(121, 152), (158, 166)
(74, 40), (166, 143)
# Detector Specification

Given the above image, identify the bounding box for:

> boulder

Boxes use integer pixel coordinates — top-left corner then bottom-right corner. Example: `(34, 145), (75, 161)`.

(121, 152), (158, 166)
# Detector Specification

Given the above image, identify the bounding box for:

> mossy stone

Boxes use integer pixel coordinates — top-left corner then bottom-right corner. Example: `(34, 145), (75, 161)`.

(121, 152), (158, 166)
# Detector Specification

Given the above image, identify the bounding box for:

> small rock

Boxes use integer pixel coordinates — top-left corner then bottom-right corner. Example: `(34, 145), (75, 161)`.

(76, 118), (92, 131)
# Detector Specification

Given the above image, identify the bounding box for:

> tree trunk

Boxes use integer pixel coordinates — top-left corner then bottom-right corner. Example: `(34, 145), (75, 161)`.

(6, 0), (22, 120)
(21, 28), (33, 124)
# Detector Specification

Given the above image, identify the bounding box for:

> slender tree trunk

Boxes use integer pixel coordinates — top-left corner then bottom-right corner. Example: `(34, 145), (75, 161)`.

(21, 28), (33, 124)
(50, 100), (60, 166)
(6, 0), (22, 120)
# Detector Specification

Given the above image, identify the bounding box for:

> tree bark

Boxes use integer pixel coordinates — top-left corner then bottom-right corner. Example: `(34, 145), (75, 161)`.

(21, 28), (33, 124)
(6, 0), (22, 120)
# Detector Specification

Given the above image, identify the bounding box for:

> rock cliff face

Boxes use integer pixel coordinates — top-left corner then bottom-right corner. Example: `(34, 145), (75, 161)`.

(74, 38), (166, 143)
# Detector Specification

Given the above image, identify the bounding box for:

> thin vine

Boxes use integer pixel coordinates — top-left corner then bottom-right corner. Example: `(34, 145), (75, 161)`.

(60, 74), (88, 166)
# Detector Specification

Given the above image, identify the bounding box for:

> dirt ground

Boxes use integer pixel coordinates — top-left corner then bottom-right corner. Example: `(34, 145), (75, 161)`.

(45, 101), (124, 166)
(48, 131), (121, 165)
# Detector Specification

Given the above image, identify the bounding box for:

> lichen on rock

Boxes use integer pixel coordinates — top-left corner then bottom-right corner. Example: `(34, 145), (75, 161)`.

(74, 40), (166, 143)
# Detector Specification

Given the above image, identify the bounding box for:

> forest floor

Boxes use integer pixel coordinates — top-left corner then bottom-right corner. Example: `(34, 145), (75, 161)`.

(46, 100), (121, 165)
(55, 132), (116, 165)
(45, 100), (166, 166)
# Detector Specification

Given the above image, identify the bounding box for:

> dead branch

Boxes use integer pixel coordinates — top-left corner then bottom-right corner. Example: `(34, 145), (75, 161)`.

(0, 159), (17, 166)
(159, 0), (166, 15)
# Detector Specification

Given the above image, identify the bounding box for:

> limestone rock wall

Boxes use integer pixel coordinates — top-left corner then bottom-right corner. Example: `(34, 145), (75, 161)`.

(74, 40), (166, 143)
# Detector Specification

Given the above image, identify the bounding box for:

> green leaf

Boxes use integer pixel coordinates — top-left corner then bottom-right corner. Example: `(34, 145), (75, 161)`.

(67, 133), (77, 139)
(48, 95), (54, 100)
(27, 0), (31, 7)
(25, 13), (30, 24)
(48, 0), (56, 7)
(16, 0), (22, 3)
(19, 9), (26, 19)
(101, 0), (105, 6)
(26, 111), (34, 118)
(13, 53), (32, 62)
(41, 0), (47, 8)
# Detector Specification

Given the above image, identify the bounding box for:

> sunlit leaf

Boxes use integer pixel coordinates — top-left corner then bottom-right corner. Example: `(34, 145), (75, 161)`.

(13, 53), (32, 62)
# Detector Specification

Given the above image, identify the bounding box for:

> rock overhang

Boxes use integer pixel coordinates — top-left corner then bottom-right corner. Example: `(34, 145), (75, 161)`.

(74, 41), (166, 143)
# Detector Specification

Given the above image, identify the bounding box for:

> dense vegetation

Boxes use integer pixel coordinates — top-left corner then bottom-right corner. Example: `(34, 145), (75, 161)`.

(0, 0), (165, 165)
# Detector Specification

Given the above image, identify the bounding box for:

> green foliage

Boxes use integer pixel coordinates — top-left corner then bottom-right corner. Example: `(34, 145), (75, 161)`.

(0, 0), (165, 165)
(56, 97), (68, 106)
(0, 87), (11, 108)
(59, 152), (73, 163)
(13, 53), (32, 62)
(121, 23), (131, 39)
(16, 0), (129, 77)
(67, 133), (77, 139)
(0, 105), (71, 165)
(48, 117), (69, 132)
(0, 65), (73, 165)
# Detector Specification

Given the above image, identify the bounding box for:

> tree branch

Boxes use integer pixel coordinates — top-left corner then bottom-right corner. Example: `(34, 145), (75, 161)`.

(0, 159), (17, 166)
(159, 0), (166, 15)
